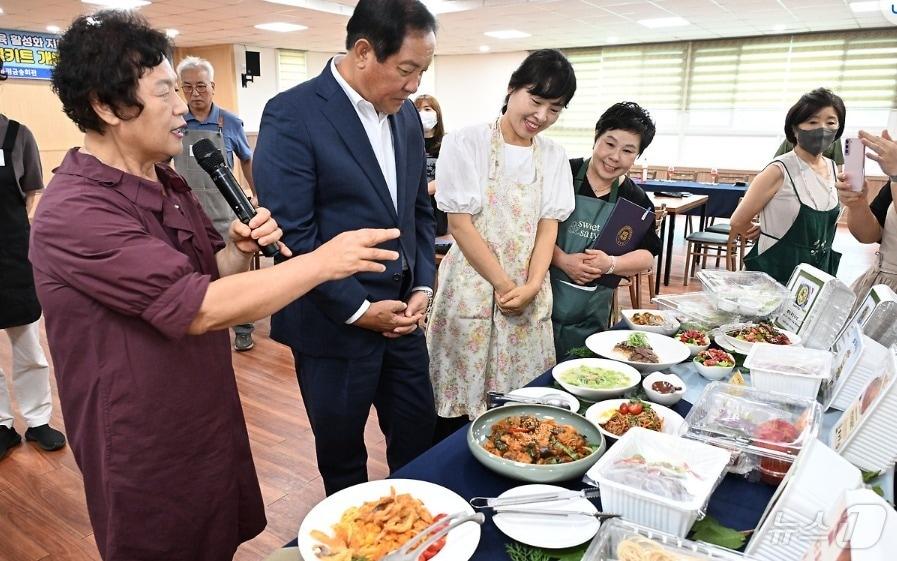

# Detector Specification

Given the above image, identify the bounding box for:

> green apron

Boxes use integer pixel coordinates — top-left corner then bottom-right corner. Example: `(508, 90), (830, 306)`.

(744, 159), (841, 285)
(551, 159), (620, 358)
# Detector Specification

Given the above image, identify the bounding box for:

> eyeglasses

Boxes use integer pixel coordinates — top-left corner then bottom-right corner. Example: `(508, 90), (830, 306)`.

(182, 84), (210, 94)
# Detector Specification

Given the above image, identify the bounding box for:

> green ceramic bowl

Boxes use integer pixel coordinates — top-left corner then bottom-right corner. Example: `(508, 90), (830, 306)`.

(467, 404), (607, 483)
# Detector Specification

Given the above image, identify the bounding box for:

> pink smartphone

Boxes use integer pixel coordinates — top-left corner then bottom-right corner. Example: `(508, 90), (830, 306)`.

(843, 137), (865, 192)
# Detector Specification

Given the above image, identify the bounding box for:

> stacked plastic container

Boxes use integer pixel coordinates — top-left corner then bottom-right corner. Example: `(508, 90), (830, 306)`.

(830, 346), (897, 472)
(696, 270), (790, 319)
(775, 264), (855, 350)
(681, 383), (822, 484)
(585, 427), (730, 537)
(745, 440), (862, 561)
(582, 518), (747, 561)
(744, 343), (832, 399)
(850, 284), (897, 347)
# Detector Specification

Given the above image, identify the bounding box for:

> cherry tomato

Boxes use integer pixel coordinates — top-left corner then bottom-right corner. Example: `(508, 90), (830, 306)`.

(628, 402), (643, 415)
(619, 403), (630, 414)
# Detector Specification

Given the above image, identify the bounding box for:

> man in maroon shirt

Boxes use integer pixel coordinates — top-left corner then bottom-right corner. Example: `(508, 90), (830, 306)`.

(29, 11), (400, 561)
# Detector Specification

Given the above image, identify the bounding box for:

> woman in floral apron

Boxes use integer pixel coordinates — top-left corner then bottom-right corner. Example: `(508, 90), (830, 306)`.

(731, 88), (846, 285)
(837, 128), (897, 308)
(550, 102), (662, 358)
(427, 50), (577, 436)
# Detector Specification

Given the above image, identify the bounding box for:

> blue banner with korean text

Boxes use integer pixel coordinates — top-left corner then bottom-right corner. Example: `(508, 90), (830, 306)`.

(0, 29), (59, 80)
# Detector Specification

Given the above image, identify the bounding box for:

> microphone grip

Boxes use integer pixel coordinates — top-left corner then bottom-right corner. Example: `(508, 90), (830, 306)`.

(209, 166), (280, 258)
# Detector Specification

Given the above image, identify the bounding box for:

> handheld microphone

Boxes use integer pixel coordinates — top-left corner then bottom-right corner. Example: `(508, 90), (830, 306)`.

(192, 138), (279, 258)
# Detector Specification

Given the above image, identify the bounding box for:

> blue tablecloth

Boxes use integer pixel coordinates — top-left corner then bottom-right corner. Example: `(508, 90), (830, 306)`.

(638, 180), (747, 218)
(390, 366), (776, 560)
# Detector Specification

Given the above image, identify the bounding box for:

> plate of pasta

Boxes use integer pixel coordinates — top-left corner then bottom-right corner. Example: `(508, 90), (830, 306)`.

(584, 398), (685, 441)
(298, 479), (480, 561)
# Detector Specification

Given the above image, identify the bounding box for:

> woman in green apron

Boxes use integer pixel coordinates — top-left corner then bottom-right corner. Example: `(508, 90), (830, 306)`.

(731, 88), (846, 285)
(551, 102), (662, 358)
(427, 50), (577, 436)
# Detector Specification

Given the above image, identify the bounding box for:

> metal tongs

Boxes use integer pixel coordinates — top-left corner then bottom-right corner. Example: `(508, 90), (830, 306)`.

(470, 487), (601, 509)
(381, 511), (484, 561)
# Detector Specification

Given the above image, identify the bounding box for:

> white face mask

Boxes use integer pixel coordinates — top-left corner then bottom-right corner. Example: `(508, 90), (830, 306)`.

(419, 109), (438, 132)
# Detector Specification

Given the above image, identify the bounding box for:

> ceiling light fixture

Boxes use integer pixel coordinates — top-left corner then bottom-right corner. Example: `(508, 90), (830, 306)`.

(484, 30), (531, 39)
(165, 28), (179, 38)
(81, 0), (151, 9)
(262, 0), (352, 16)
(848, 1), (880, 12)
(637, 17), (690, 29)
(478, 45), (490, 52)
(254, 22), (308, 32)
(773, 24), (787, 32)
(46, 25), (61, 33)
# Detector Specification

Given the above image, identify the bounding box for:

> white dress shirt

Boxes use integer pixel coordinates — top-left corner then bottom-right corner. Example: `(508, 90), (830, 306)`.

(330, 58), (431, 325)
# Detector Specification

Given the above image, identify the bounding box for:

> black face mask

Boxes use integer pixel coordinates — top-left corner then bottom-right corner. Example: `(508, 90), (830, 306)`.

(796, 127), (837, 156)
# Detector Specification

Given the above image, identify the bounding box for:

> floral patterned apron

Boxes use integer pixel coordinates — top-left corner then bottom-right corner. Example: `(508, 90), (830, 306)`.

(427, 119), (555, 419)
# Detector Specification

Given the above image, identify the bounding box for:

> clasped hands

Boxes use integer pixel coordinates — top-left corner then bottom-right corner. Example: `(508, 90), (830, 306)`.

(355, 291), (429, 338)
(559, 249), (613, 285)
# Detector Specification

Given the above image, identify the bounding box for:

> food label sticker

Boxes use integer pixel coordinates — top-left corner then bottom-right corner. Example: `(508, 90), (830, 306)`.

(831, 346), (897, 451)
(776, 269), (824, 333)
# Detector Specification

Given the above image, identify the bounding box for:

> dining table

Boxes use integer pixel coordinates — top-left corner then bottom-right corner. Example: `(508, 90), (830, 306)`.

(280, 357), (893, 561)
(647, 192), (709, 293)
(637, 179), (748, 220)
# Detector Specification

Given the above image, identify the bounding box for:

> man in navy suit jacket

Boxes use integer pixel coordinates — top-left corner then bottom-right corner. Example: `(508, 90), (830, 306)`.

(253, 0), (438, 495)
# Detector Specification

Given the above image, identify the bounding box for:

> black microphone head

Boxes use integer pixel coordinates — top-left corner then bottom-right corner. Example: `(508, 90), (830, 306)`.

(192, 138), (226, 172)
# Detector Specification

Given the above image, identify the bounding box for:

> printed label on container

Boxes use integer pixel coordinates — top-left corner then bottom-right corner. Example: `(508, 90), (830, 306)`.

(830, 347), (897, 452)
(776, 269), (824, 334)
(823, 322), (864, 409)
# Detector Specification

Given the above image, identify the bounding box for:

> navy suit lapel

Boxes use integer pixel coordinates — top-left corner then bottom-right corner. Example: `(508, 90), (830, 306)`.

(317, 68), (399, 225)
(389, 112), (408, 224)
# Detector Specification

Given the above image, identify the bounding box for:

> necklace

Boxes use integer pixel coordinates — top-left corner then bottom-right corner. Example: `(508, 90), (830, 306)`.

(586, 167), (612, 198)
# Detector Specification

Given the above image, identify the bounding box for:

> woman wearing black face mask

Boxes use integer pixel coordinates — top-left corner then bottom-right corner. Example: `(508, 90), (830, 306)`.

(730, 88), (846, 284)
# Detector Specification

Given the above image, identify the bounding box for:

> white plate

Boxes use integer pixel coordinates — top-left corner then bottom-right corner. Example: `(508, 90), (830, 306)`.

(621, 309), (680, 335)
(298, 479), (480, 561)
(492, 484), (601, 548)
(716, 327), (801, 355)
(507, 387), (581, 413)
(551, 358), (641, 401)
(585, 330), (690, 372)
(584, 399), (686, 441)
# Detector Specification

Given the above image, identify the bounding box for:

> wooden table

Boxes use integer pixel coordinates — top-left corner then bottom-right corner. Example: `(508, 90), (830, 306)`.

(648, 192), (709, 292)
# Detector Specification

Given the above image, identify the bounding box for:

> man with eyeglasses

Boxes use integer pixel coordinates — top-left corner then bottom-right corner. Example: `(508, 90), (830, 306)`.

(175, 56), (258, 352)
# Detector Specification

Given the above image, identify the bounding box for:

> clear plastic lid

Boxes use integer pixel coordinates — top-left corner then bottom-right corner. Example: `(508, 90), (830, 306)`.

(582, 518), (747, 561)
(697, 271), (790, 319)
(682, 382), (822, 463)
(653, 292), (741, 328)
(744, 343), (833, 380)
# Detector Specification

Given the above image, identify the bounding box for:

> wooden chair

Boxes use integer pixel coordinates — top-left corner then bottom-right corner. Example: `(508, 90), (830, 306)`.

(717, 173), (751, 185)
(683, 230), (737, 285)
(669, 170), (698, 182)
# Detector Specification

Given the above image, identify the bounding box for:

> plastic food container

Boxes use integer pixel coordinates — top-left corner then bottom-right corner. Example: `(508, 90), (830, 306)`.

(830, 346), (897, 472)
(582, 518), (747, 561)
(653, 292), (741, 328)
(585, 427), (730, 537)
(681, 383), (822, 485)
(697, 270), (790, 320)
(744, 343), (832, 399)
(850, 284), (897, 348)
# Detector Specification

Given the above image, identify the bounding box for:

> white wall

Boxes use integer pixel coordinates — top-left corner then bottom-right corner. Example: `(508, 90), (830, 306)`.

(430, 51), (527, 132)
(233, 45), (278, 133)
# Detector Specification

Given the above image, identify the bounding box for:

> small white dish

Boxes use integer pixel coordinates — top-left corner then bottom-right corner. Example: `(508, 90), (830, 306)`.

(621, 309), (680, 336)
(507, 387), (580, 414)
(692, 352), (736, 381)
(642, 371), (686, 406)
(552, 358), (641, 401)
(585, 330), (691, 373)
(492, 484), (601, 548)
(584, 399), (685, 441)
(673, 329), (711, 356)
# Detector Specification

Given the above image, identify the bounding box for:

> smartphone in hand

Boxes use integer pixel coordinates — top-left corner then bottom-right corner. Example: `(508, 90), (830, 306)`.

(843, 137), (865, 192)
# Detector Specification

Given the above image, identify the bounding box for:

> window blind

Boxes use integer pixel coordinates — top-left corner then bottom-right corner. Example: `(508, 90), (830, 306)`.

(277, 49), (307, 92)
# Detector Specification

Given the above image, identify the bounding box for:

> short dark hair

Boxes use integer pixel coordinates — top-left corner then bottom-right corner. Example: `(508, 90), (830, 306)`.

(52, 10), (172, 133)
(594, 102), (656, 154)
(783, 88), (846, 145)
(502, 49), (576, 114)
(345, 0), (437, 62)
